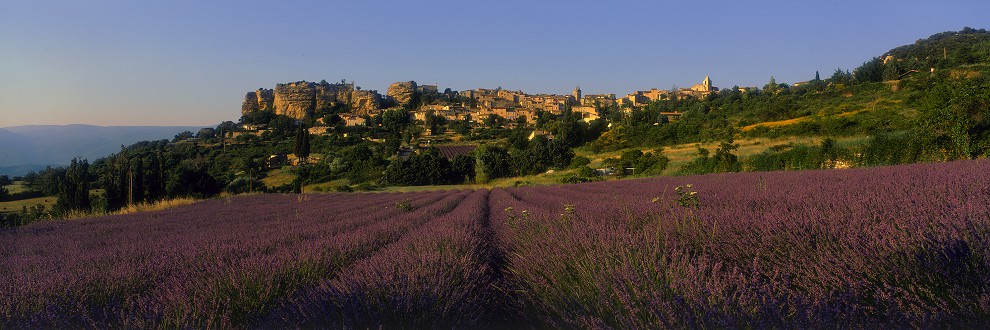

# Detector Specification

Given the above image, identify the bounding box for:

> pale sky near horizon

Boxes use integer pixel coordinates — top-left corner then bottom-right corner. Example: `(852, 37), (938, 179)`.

(2, 0), (988, 127)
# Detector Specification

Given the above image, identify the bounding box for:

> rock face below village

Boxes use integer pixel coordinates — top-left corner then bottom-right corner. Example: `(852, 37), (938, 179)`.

(241, 89), (274, 117)
(387, 81), (418, 108)
(273, 83), (316, 119)
(242, 81), (382, 120)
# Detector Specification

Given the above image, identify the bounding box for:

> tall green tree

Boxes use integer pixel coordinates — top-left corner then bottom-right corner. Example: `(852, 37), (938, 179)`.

(853, 57), (885, 83)
(98, 150), (129, 211)
(55, 158), (91, 214)
(294, 124), (311, 161)
(0, 185), (10, 202)
(474, 145), (511, 183)
(146, 153), (166, 202)
(130, 157), (144, 204)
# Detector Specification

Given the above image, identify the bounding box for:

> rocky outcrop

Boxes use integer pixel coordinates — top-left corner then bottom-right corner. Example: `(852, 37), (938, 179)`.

(274, 82), (317, 119)
(387, 81), (418, 108)
(245, 81), (384, 120)
(351, 89), (381, 113)
(241, 92), (259, 116)
(241, 88), (274, 117)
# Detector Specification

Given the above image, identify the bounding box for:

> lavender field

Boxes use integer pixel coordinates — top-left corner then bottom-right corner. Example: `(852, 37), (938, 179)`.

(3, 160), (990, 327)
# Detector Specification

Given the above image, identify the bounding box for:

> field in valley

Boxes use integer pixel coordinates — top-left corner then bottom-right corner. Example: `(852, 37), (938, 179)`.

(2, 159), (990, 327)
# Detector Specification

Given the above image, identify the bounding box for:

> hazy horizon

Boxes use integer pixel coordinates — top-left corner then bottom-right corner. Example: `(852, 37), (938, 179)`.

(2, 0), (988, 127)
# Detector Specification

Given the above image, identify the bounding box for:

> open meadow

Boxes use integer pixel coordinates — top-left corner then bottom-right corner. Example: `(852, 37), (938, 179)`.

(2, 159), (989, 327)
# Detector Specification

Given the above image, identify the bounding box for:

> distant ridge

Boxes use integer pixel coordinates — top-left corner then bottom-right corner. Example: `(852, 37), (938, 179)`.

(0, 124), (205, 176)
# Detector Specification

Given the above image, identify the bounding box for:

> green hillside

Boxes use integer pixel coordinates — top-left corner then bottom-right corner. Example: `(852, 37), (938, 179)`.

(884, 27), (990, 72)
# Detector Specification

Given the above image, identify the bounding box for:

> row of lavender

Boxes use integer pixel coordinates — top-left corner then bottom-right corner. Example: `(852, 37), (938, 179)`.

(0, 190), (475, 327)
(261, 189), (508, 327)
(488, 159), (990, 327)
(3, 159), (990, 327)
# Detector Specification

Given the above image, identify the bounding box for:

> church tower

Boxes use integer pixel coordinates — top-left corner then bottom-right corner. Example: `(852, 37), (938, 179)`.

(703, 75), (712, 92)
(573, 86), (582, 100)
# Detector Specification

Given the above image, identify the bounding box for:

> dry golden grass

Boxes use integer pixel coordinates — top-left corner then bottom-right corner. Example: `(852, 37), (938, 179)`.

(741, 117), (809, 131)
(262, 167), (297, 188)
(0, 196), (56, 214)
(112, 197), (199, 215)
(741, 97), (903, 132)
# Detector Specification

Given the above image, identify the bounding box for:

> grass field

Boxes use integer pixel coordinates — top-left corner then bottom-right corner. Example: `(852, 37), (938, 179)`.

(0, 196), (56, 214)
(3, 182), (30, 195)
(262, 167), (297, 188)
(328, 134), (878, 194)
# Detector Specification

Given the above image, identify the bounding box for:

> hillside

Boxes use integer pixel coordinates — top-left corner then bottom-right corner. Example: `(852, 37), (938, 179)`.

(0, 125), (204, 176)
(884, 27), (990, 71)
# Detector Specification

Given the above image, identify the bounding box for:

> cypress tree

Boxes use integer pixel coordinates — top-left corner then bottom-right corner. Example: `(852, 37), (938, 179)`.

(294, 124), (311, 162)
(132, 157), (144, 204)
(56, 158), (91, 214)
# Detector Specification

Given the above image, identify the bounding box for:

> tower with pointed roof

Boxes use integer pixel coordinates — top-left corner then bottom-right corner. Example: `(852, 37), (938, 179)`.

(703, 75), (712, 91)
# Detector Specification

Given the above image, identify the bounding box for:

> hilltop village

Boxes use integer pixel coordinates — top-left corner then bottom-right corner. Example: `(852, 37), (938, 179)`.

(240, 77), (721, 133)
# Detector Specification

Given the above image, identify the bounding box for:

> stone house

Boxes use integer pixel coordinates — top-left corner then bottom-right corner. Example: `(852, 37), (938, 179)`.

(342, 114), (367, 126)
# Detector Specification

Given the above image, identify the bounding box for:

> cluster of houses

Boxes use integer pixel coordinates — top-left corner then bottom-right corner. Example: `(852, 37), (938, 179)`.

(322, 76), (718, 131)
(234, 76), (726, 142)
(226, 76), (732, 169)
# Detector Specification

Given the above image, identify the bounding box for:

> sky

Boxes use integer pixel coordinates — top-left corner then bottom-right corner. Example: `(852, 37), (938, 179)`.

(1, 0), (988, 127)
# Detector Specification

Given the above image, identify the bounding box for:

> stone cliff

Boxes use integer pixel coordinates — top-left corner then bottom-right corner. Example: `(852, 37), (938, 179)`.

(387, 81), (418, 108)
(241, 88), (274, 117)
(242, 81), (383, 120)
(273, 82), (317, 119)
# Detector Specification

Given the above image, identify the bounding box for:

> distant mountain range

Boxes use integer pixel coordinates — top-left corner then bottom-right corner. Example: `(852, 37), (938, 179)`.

(0, 125), (205, 176)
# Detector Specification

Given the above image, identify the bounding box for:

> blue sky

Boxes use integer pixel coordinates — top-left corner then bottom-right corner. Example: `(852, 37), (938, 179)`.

(1, 0), (988, 126)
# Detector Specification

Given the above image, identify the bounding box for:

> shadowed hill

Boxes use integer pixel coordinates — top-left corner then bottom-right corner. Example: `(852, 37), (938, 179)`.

(0, 125), (204, 175)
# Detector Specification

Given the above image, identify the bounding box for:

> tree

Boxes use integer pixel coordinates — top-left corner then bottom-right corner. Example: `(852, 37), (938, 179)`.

(166, 157), (221, 198)
(425, 112), (447, 135)
(55, 158), (91, 214)
(196, 128), (217, 139)
(146, 153), (166, 202)
(451, 154), (476, 183)
(764, 76), (779, 94)
(383, 148), (454, 186)
(474, 145), (511, 183)
(130, 157), (144, 204)
(22, 172), (39, 188)
(853, 57), (885, 83)
(0, 175), (11, 186)
(294, 124), (311, 161)
(173, 131), (194, 142)
(484, 114), (505, 128)
(381, 109), (411, 133)
(712, 137), (742, 173)
(913, 73), (990, 160)
(98, 149), (131, 211)
(830, 68), (852, 86)
(0, 185), (9, 202)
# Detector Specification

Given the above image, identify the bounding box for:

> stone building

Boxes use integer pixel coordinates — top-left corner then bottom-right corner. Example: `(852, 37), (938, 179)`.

(677, 75), (719, 100)
(581, 94), (617, 107)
